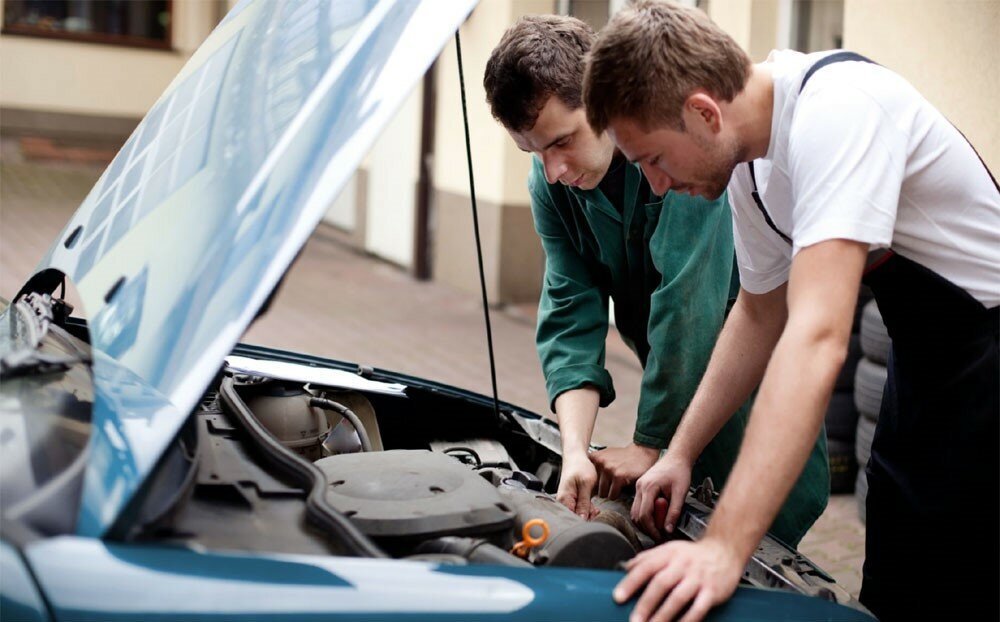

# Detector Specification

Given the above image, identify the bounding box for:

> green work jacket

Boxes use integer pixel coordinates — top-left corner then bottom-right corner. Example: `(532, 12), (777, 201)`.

(529, 157), (828, 545)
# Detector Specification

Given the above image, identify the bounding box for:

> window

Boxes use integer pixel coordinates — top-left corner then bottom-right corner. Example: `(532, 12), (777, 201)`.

(2, 0), (172, 49)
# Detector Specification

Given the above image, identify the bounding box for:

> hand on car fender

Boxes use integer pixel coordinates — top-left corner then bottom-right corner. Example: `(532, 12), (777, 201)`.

(613, 538), (743, 622)
(631, 452), (692, 540)
(590, 443), (660, 500)
(556, 452), (600, 519)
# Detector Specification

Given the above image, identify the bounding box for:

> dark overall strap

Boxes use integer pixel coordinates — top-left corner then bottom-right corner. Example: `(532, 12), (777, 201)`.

(799, 51), (876, 94)
(747, 162), (792, 245)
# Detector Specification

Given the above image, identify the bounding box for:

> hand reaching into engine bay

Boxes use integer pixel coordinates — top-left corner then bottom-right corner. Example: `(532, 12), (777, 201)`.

(556, 451), (600, 519)
(590, 442), (660, 501)
(631, 451), (693, 540)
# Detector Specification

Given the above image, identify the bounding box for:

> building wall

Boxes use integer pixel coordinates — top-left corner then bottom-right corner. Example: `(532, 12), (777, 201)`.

(708, 0), (786, 62)
(0, 0), (218, 122)
(843, 0), (999, 172)
(363, 85), (424, 268)
(708, 0), (754, 53)
(431, 0), (552, 304)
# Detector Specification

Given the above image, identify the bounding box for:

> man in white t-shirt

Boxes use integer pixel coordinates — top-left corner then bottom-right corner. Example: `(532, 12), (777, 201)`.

(582, 1), (999, 621)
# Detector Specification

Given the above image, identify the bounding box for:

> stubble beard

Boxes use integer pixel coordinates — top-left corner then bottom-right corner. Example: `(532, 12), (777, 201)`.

(703, 137), (744, 200)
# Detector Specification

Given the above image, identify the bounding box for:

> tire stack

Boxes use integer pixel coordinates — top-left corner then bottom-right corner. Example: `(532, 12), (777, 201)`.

(824, 288), (870, 494)
(854, 298), (890, 523)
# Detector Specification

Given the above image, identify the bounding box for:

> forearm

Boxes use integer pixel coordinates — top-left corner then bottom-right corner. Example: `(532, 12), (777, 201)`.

(554, 386), (601, 459)
(703, 239), (865, 560)
(668, 287), (787, 463)
(704, 319), (846, 559)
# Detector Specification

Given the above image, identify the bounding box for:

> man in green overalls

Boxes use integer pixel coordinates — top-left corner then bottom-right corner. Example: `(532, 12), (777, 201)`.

(483, 15), (827, 547)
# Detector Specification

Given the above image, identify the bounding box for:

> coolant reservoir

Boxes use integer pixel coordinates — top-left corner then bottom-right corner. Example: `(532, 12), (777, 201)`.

(244, 387), (329, 461)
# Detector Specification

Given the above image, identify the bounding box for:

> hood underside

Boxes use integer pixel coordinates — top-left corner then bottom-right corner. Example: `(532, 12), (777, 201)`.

(24, 0), (477, 536)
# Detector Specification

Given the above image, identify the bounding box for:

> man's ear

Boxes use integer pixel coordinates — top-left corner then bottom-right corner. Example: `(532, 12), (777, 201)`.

(684, 92), (722, 134)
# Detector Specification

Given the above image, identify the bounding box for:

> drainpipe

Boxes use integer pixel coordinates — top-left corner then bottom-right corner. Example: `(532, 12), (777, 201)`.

(413, 61), (437, 281)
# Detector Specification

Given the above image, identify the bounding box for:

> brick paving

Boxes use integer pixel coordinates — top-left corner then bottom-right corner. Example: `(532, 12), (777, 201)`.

(0, 147), (865, 596)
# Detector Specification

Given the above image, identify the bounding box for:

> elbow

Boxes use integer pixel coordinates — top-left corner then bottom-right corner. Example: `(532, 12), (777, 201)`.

(783, 317), (852, 390)
(807, 326), (852, 391)
(819, 334), (850, 385)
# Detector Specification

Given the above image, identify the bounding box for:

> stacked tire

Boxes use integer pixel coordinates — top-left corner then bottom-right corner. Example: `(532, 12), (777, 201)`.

(824, 288), (870, 494)
(854, 299), (890, 523)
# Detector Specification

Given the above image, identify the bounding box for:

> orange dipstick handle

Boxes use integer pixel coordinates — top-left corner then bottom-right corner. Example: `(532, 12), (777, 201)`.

(511, 518), (550, 558)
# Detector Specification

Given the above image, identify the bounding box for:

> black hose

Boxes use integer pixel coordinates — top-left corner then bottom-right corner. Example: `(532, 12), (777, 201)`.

(220, 376), (385, 558)
(309, 397), (373, 452)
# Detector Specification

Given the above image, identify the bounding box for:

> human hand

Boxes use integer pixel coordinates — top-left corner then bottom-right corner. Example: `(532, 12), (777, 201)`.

(631, 451), (692, 540)
(613, 538), (743, 622)
(590, 443), (660, 500)
(556, 452), (600, 519)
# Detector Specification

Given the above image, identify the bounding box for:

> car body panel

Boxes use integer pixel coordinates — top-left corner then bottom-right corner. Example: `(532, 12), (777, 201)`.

(24, 537), (873, 621)
(0, 541), (50, 622)
(21, 0), (477, 536)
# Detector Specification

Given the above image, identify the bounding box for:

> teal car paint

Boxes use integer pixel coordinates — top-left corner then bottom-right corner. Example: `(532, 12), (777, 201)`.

(1, 541), (50, 622)
(24, 538), (873, 622)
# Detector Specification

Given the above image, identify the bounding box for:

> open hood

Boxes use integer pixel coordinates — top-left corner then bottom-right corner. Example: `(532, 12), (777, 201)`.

(21, 0), (477, 536)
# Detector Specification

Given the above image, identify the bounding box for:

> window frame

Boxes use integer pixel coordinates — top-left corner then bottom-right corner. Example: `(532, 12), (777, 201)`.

(1, 0), (174, 51)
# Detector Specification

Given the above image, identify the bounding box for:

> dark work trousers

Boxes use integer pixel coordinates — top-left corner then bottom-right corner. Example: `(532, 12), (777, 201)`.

(859, 253), (999, 621)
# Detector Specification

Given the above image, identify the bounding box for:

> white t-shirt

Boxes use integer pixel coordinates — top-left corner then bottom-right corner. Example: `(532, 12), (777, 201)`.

(729, 49), (1000, 307)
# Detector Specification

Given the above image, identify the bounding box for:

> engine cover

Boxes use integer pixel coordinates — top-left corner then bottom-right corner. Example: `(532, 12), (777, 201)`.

(315, 450), (516, 538)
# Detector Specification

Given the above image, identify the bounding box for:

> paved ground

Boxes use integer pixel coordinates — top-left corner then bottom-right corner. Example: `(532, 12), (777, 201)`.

(0, 145), (865, 597)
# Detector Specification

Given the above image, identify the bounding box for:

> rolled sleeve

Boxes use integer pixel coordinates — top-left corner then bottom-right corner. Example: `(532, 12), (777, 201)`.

(544, 364), (615, 412)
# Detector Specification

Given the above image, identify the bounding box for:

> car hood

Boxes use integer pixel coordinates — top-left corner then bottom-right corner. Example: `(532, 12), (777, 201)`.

(22, 0), (477, 536)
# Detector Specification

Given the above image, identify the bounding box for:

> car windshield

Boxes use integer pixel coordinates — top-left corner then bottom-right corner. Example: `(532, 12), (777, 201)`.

(0, 299), (93, 535)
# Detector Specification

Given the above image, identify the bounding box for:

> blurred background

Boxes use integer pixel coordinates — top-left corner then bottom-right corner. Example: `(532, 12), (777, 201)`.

(1, 0), (997, 597)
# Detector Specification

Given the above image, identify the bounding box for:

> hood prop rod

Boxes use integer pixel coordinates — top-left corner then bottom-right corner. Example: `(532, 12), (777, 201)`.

(455, 31), (502, 425)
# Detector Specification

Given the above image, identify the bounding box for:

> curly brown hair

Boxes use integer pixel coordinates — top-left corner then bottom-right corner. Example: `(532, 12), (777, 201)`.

(584, 0), (751, 132)
(483, 15), (595, 132)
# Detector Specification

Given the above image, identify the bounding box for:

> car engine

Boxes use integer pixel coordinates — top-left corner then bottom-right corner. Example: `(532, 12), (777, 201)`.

(242, 377), (643, 569)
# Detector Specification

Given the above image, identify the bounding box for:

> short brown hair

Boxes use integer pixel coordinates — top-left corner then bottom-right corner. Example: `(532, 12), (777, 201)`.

(483, 15), (595, 132)
(584, 0), (752, 132)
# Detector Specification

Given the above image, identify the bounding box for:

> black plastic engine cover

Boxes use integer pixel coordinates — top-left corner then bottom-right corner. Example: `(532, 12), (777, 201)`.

(316, 450), (517, 538)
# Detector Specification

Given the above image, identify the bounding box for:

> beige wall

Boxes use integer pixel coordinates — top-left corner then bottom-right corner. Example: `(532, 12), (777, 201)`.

(365, 85), (424, 268)
(709, 0), (754, 52)
(708, 0), (787, 61)
(0, 0), (218, 119)
(432, 0), (553, 303)
(843, 0), (1000, 172)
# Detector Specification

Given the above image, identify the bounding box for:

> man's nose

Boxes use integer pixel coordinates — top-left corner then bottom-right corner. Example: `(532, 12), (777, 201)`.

(542, 153), (567, 184)
(640, 163), (672, 196)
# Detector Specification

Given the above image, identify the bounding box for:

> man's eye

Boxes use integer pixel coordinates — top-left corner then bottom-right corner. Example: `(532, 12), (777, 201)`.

(556, 137), (571, 148)
(649, 155), (660, 167)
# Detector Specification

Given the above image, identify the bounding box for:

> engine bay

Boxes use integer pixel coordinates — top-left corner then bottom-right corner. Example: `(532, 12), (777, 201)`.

(222, 371), (642, 570)
(118, 356), (861, 611)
